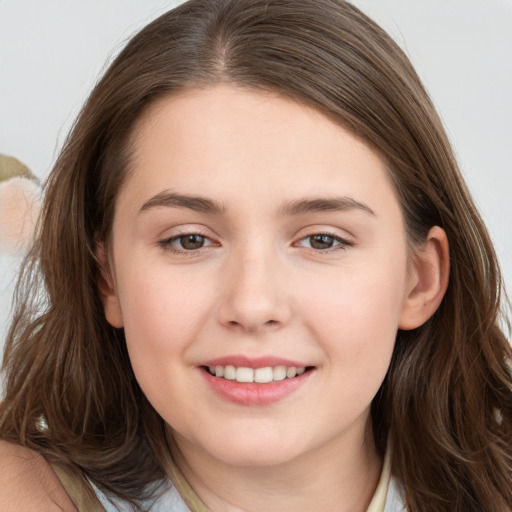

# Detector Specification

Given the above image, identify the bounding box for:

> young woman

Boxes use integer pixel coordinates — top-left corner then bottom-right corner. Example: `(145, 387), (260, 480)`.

(1, 1), (510, 511)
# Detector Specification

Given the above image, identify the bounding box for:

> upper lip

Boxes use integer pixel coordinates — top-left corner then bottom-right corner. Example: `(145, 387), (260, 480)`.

(200, 355), (310, 369)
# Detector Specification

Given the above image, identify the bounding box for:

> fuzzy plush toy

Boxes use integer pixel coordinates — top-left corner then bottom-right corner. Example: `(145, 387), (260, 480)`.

(0, 154), (41, 253)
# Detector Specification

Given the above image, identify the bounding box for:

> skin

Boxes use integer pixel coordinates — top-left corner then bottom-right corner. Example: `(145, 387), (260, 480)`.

(0, 440), (77, 512)
(0, 84), (448, 510)
(99, 85), (449, 512)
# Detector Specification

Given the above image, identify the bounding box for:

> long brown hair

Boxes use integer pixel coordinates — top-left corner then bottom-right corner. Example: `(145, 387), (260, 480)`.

(1, 1), (511, 510)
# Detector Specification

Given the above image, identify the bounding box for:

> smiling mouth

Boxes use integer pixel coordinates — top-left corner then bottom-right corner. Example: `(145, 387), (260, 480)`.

(203, 365), (312, 384)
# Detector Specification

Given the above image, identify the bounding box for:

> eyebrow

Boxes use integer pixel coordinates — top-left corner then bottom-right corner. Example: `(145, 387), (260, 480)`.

(278, 196), (375, 217)
(139, 191), (375, 217)
(139, 191), (226, 214)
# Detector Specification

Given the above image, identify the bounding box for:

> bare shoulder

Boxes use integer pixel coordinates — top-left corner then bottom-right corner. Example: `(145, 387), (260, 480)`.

(0, 440), (77, 512)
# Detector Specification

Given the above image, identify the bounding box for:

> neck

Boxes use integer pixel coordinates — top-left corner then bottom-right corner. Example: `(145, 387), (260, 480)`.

(170, 427), (382, 512)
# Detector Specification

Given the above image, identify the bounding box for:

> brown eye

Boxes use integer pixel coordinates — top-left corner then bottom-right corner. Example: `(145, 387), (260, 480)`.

(178, 234), (206, 250)
(309, 234), (336, 249)
(159, 232), (216, 254)
(295, 233), (352, 252)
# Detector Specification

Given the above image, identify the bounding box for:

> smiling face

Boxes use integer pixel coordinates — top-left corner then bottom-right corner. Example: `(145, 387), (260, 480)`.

(101, 85), (417, 471)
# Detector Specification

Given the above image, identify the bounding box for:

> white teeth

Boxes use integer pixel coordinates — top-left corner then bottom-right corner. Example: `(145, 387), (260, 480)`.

(254, 367), (274, 383)
(224, 365), (236, 380)
(207, 364), (307, 383)
(286, 367), (297, 378)
(235, 367), (254, 383)
(273, 365), (287, 381)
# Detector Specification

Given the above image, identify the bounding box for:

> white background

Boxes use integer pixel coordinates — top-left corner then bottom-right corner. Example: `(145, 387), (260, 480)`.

(1, 1), (511, 359)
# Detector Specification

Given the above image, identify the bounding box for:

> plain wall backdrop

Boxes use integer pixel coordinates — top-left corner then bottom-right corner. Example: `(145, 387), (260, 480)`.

(1, 0), (511, 362)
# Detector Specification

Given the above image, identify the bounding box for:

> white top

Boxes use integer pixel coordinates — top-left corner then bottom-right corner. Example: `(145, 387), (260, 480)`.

(92, 450), (407, 512)
(93, 481), (406, 512)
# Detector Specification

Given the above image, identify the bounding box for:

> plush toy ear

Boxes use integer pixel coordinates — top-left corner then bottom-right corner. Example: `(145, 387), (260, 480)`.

(0, 154), (41, 254)
(0, 177), (41, 253)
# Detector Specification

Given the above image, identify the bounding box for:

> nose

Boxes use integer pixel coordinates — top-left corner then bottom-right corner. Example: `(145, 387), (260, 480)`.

(217, 246), (292, 334)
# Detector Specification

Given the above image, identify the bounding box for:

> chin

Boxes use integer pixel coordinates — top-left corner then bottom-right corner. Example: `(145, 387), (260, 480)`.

(203, 432), (306, 468)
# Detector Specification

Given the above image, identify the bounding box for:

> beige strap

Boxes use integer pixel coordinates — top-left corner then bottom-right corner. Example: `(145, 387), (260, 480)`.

(366, 447), (392, 512)
(50, 464), (106, 512)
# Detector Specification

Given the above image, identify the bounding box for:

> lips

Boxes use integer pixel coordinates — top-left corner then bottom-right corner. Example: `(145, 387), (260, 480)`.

(199, 356), (314, 405)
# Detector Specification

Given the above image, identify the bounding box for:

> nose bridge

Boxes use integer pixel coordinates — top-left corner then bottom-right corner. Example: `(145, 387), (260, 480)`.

(218, 237), (290, 332)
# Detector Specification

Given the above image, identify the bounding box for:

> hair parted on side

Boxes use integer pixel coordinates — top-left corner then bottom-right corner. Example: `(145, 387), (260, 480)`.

(1, 1), (511, 511)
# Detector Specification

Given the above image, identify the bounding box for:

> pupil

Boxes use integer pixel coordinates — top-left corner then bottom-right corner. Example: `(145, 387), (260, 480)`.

(181, 234), (204, 250)
(311, 235), (333, 249)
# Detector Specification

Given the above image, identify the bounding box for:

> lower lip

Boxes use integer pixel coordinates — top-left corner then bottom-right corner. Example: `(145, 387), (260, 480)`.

(200, 368), (312, 406)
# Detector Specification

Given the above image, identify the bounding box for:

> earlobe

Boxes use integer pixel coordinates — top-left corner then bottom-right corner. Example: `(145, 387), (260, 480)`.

(96, 242), (124, 328)
(398, 226), (450, 330)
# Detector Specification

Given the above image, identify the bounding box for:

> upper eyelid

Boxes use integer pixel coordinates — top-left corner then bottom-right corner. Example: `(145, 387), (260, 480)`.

(294, 233), (353, 248)
(159, 225), (217, 241)
(162, 230), (211, 240)
(161, 232), (216, 246)
(158, 232), (218, 255)
(292, 220), (356, 236)
(157, 226), (354, 245)
(299, 233), (349, 242)
(294, 227), (354, 242)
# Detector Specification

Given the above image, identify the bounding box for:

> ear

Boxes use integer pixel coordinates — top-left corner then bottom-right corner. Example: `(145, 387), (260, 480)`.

(399, 226), (450, 330)
(96, 242), (124, 328)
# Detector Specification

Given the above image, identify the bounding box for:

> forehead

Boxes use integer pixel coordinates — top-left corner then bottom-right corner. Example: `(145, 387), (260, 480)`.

(118, 84), (400, 220)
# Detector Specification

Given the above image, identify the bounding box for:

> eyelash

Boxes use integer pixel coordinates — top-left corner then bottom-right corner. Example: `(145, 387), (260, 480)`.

(295, 233), (353, 253)
(158, 231), (215, 255)
(158, 231), (353, 255)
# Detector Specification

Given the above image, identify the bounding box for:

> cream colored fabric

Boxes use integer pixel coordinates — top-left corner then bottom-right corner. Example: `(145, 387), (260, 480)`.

(51, 464), (106, 512)
(366, 448), (393, 512)
(53, 449), (404, 512)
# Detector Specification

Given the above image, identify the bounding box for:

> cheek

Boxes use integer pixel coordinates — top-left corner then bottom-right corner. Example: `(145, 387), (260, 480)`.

(303, 260), (407, 371)
(118, 269), (213, 372)
(116, 270), (215, 426)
